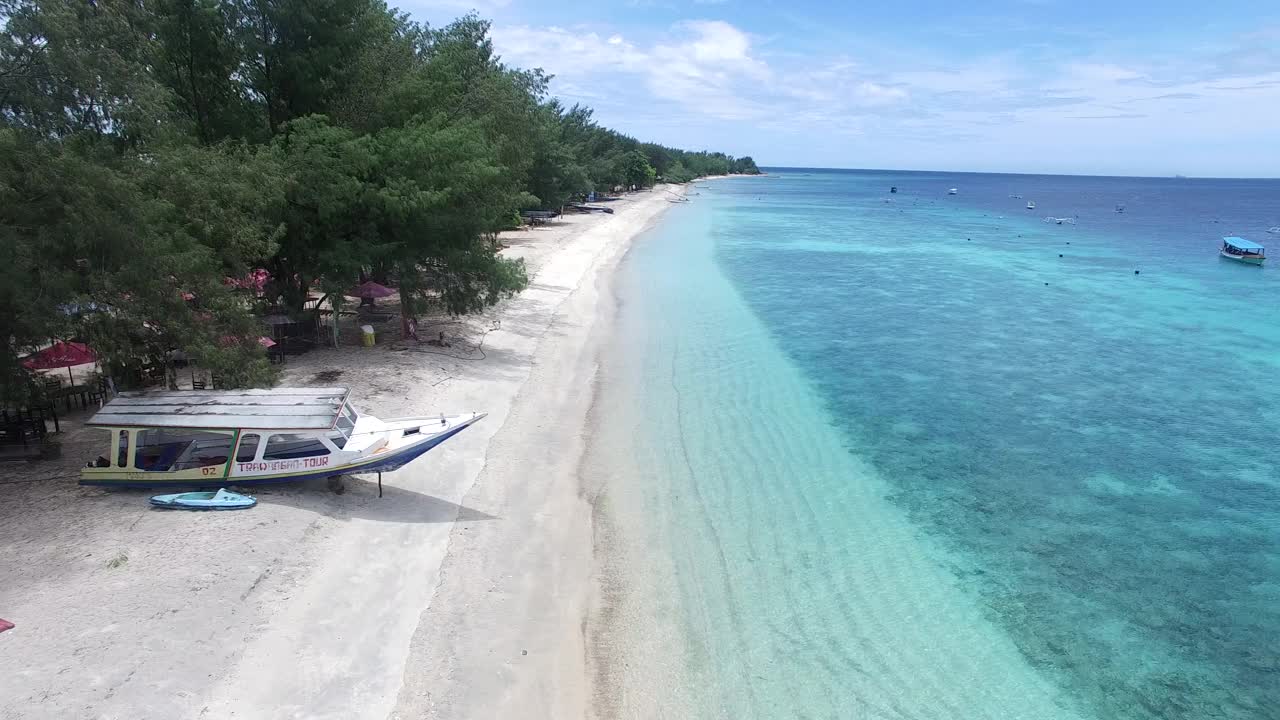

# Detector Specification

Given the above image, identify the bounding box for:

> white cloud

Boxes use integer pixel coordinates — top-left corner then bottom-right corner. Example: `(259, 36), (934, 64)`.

(492, 18), (1280, 174)
(854, 81), (908, 105)
(494, 20), (772, 120)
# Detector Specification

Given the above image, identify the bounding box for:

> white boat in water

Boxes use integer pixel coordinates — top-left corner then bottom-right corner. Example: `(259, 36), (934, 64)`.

(79, 387), (485, 488)
(1219, 236), (1265, 266)
(1026, 201), (1036, 210)
(948, 188), (958, 195)
(1044, 216), (1076, 225)
(1267, 226), (1280, 234)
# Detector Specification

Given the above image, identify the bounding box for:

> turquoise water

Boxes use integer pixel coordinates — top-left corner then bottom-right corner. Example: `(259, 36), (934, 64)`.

(589, 171), (1280, 719)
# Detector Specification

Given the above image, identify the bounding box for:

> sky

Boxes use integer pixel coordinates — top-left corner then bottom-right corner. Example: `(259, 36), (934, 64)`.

(397, 1), (1280, 177)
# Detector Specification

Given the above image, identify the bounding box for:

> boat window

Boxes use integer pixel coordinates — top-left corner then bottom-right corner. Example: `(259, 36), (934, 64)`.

(236, 433), (260, 462)
(117, 430), (129, 468)
(134, 429), (233, 471)
(263, 433), (330, 460)
(327, 430), (348, 450)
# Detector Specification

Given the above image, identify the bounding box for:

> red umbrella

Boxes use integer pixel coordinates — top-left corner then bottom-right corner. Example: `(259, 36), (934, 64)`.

(349, 281), (397, 300)
(22, 340), (98, 384)
(219, 335), (278, 348)
(224, 269), (270, 293)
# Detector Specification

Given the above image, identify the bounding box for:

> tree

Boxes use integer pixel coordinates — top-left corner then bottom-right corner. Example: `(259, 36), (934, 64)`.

(0, 0), (173, 143)
(0, 129), (275, 400)
(366, 115), (529, 316)
(231, 0), (400, 133)
(153, 0), (265, 143)
(267, 115), (378, 310)
(622, 149), (656, 189)
(525, 102), (590, 208)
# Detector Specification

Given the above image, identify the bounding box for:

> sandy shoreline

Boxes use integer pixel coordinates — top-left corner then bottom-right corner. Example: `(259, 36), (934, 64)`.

(0, 184), (688, 719)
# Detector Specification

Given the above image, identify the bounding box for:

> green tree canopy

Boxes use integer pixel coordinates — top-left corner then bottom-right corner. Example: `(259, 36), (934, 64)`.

(0, 0), (757, 402)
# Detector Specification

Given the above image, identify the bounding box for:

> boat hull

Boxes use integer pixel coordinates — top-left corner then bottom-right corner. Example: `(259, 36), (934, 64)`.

(1220, 251), (1264, 265)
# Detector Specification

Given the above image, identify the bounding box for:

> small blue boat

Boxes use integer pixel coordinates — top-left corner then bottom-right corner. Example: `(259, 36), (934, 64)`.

(150, 488), (257, 510)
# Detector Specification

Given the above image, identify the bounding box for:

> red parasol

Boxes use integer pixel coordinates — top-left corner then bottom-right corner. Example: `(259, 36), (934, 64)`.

(219, 335), (278, 348)
(22, 340), (98, 384)
(349, 281), (397, 300)
(224, 269), (270, 293)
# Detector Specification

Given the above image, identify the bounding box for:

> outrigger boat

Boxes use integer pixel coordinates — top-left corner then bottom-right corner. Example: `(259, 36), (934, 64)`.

(80, 387), (484, 488)
(1219, 236), (1265, 265)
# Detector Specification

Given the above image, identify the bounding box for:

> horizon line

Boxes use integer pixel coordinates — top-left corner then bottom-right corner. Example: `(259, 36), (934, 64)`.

(757, 166), (1280, 181)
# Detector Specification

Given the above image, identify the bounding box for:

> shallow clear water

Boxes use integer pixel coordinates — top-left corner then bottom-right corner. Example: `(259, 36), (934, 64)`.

(590, 171), (1280, 719)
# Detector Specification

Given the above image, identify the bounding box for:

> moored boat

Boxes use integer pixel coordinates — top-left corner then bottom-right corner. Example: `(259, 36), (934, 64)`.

(947, 188), (958, 195)
(80, 387), (485, 487)
(1026, 201), (1036, 210)
(1219, 236), (1265, 265)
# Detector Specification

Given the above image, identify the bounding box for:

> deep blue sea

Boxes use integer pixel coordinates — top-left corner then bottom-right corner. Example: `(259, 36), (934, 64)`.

(588, 169), (1280, 719)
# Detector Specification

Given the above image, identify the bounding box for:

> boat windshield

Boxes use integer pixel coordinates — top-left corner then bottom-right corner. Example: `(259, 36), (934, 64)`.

(330, 405), (358, 449)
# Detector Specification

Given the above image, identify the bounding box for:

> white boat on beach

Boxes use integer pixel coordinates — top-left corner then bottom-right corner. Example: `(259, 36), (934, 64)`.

(79, 387), (485, 488)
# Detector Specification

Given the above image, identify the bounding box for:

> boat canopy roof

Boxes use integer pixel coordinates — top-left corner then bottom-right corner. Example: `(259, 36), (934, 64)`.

(87, 387), (350, 430)
(1223, 236), (1264, 251)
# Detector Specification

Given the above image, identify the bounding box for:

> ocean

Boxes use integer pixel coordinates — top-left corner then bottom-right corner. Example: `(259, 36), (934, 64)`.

(585, 169), (1280, 719)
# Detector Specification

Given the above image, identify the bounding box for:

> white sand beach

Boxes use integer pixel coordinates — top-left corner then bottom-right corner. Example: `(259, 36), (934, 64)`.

(0, 185), (686, 719)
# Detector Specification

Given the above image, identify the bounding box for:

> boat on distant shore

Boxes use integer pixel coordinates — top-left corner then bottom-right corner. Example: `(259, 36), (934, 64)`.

(1026, 201), (1036, 210)
(1219, 236), (1265, 265)
(79, 388), (485, 488)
